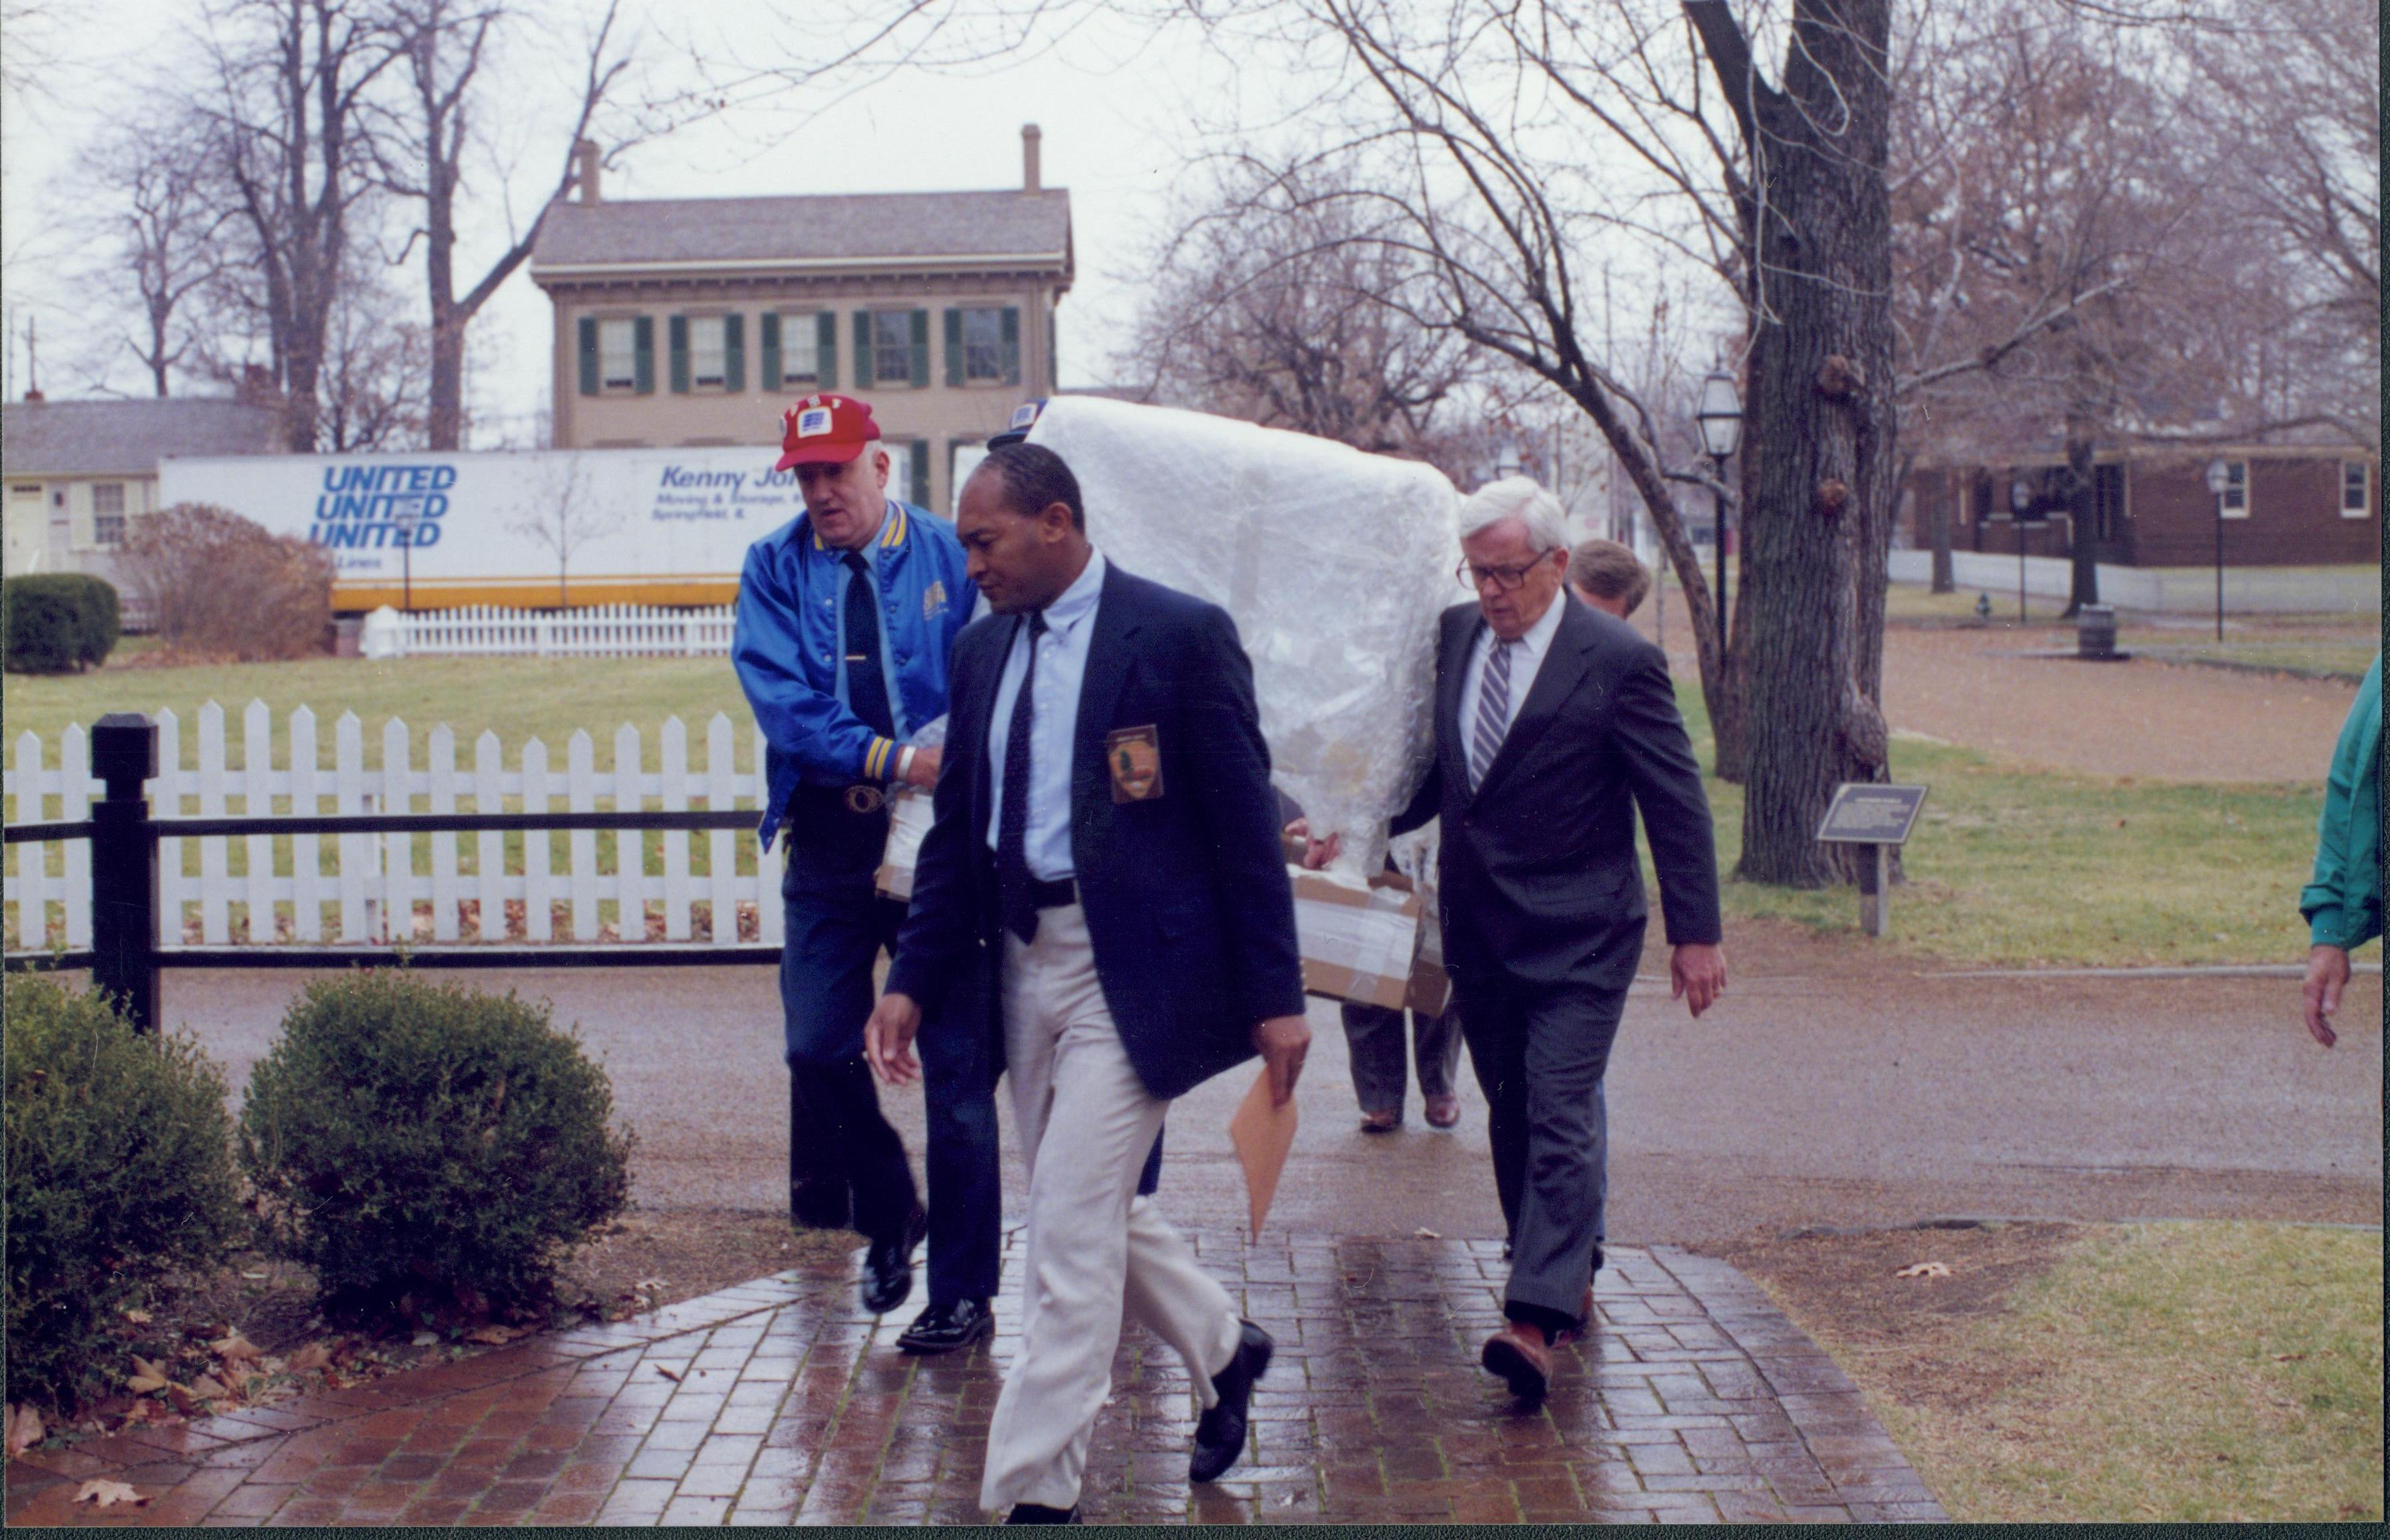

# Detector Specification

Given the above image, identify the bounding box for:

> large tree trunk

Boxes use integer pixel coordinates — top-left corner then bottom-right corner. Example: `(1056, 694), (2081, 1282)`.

(1694, 0), (1896, 888)
(2062, 421), (2099, 615)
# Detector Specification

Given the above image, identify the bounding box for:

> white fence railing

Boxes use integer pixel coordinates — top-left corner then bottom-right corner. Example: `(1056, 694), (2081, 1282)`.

(4, 701), (786, 953)
(1887, 550), (2382, 615)
(361, 604), (737, 660)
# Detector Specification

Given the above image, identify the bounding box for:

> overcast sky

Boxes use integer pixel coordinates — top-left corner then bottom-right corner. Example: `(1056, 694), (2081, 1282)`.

(0, 0), (1252, 442)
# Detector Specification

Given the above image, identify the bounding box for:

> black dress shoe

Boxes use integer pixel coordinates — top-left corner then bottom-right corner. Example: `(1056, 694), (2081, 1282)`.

(860, 1206), (928, 1315)
(1004, 1502), (1080, 1524)
(1190, 1319), (1273, 1482)
(897, 1297), (994, 1355)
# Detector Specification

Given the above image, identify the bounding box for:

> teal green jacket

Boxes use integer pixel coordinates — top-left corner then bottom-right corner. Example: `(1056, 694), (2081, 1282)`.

(2300, 654), (2382, 951)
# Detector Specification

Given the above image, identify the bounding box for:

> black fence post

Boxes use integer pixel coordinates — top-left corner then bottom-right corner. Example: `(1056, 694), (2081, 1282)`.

(89, 713), (159, 1034)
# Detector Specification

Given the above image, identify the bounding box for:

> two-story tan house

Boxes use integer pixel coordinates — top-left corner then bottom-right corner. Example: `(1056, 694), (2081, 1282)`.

(528, 126), (1071, 515)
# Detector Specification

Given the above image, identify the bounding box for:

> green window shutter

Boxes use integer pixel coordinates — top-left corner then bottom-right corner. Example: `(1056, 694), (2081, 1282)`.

(724, 313), (745, 393)
(577, 316), (599, 396)
(760, 313), (781, 391)
(667, 315), (690, 393)
(909, 309), (930, 388)
(816, 311), (838, 390)
(633, 316), (655, 394)
(852, 311), (875, 389)
(1002, 307), (1021, 386)
(1047, 311), (1057, 391)
(908, 440), (930, 505)
(944, 309), (964, 387)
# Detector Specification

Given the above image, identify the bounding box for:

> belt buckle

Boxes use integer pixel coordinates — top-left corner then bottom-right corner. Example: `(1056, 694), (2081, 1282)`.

(842, 784), (886, 815)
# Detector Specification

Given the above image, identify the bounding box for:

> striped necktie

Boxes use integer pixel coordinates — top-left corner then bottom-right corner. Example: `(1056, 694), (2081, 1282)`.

(1469, 637), (1514, 792)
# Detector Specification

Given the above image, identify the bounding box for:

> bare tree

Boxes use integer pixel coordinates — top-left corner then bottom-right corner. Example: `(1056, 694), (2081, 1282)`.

(376, 0), (638, 450)
(82, 115), (233, 397)
(507, 455), (617, 607)
(1120, 157), (1494, 478)
(193, 0), (401, 451)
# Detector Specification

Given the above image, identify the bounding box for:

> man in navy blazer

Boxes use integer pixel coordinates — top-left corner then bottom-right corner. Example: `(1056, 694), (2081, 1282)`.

(1311, 476), (1725, 1403)
(864, 442), (1311, 1523)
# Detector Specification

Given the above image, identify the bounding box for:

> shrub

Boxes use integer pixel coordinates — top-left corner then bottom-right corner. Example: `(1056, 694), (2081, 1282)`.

(3, 978), (243, 1411)
(2, 573), (120, 674)
(119, 503), (333, 660)
(238, 972), (633, 1315)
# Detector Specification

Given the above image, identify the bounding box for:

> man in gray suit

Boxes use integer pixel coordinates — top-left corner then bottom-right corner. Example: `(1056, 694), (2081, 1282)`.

(1310, 476), (1724, 1400)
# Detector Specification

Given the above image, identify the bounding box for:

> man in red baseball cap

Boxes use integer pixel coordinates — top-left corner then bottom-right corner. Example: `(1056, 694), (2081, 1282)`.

(734, 391), (1001, 1354)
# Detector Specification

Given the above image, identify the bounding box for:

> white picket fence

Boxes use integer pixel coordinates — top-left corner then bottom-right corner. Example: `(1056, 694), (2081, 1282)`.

(362, 604), (738, 659)
(3, 701), (786, 953)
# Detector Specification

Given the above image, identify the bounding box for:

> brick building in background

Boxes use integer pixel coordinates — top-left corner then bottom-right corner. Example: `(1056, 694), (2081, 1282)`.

(1903, 444), (2379, 568)
(530, 125), (1070, 515)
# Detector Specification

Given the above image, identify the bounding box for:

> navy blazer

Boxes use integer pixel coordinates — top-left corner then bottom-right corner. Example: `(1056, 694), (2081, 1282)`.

(1394, 592), (1722, 992)
(886, 560), (1306, 1102)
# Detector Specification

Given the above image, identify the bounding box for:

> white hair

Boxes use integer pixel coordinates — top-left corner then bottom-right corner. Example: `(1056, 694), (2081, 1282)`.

(1459, 476), (1569, 552)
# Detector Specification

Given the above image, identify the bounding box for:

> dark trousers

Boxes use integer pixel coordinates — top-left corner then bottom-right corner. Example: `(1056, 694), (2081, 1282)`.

(1454, 952), (1633, 1333)
(780, 876), (918, 1245)
(1341, 1000), (1463, 1116)
(916, 950), (1003, 1307)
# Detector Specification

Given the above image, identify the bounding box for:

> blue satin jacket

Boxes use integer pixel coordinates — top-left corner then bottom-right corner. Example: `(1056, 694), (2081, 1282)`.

(734, 498), (976, 849)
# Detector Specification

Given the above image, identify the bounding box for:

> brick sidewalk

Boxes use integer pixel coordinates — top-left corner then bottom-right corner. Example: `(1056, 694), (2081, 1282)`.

(5, 1235), (1944, 1525)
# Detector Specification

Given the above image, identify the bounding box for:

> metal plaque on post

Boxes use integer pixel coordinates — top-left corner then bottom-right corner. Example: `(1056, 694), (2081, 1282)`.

(1816, 783), (1929, 938)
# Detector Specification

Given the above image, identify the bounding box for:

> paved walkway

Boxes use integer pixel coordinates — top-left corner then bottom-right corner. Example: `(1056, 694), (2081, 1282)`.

(5, 1235), (1942, 1526)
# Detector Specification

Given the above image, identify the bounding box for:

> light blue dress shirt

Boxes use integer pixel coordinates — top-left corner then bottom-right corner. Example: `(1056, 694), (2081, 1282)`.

(984, 548), (1107, 882)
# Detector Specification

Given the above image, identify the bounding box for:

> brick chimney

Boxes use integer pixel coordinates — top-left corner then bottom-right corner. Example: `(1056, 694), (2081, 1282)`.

(1021, 124), (1042, 194)
(576, 139), (601, 205)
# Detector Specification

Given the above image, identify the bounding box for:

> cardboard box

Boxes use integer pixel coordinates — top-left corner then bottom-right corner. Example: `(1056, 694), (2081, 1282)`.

(1406, 892), (1452, 1018)
(1291, 867), (1424, 1010)
(875, 790), (935, 901)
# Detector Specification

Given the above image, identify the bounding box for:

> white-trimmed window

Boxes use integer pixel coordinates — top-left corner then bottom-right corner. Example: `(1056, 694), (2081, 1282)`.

(960, 307), (1005, 382)
(690, 315), (729, 390)
(872, 312), (913, 384)
(2341, 460), (2371, 518)
(91, 482), (127, 546)
(598, 319), (638, 392)
(2218, 459), (2249, 520)
(778, 313), (820, 386)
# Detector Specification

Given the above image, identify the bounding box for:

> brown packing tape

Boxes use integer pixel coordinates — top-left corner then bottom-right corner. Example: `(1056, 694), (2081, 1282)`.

(1302, 958), (1412, 1012)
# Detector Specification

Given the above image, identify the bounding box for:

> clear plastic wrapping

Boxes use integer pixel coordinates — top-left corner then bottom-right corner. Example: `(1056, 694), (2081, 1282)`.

(1025, 397), (1461, 874)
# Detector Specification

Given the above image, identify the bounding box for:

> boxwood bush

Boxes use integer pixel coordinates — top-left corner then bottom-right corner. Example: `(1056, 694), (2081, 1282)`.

(2, 573), (119, 673)
(3, 978), (243, 1411)
(237, 972), (633, 1316)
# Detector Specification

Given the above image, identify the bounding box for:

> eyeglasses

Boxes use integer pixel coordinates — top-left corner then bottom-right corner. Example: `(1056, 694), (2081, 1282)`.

(1456, 549), (1559, 592)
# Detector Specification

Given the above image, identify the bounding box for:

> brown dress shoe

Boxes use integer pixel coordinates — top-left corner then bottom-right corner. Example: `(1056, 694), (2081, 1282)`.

(1359, 1108), (1402, 1134)
(1423, 1094), (1460, 1129)
(1480, 1323), (1552, 1400)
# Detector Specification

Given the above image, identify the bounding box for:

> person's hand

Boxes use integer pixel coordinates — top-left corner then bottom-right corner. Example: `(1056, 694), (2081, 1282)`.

(2301, 944), (2349, 1048)
(901, 744), (941, 790)
(1252, 1014), (1311, 1107)
(865, 992), (925, 1084)
(1671, 942), (1726, 1018)
(1298, 829), (1342, 871)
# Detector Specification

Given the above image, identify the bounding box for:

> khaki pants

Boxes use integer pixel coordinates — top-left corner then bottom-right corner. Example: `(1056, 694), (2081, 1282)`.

(979, 904), (1243, 1513)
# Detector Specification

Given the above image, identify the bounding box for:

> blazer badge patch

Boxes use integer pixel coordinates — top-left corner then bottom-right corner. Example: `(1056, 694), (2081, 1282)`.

(1106, 725), (1164, 803)
(921, 579), (948, 620)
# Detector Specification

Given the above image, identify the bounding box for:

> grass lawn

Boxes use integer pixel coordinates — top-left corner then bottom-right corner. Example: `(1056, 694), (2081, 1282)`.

(3, 653), (752, 768)
(1669, 680), (2325, 968)
(1863, 1223), (2381, 1522)
(4, 650), (2340, 968)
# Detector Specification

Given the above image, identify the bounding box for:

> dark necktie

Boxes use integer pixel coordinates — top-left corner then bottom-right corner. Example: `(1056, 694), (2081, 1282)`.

(841, 552), (895, 742)
(998, 611), (1048, 945)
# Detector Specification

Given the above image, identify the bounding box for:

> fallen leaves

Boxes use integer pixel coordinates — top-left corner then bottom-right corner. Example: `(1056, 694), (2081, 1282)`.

(466, 1325), (523, 1346)
(126, 1357), (174, 1395)
(1413, 1227), (1442, 1239)
(654, 1365), (684, 1383)
(74, 1479), (146, 1508)
(5, 1404), (45, 1456)
(286, 1341), (335, 1373)
(2271, 1351), (2308, 1362)
(1895, 1261), (1953, 1280)
(211, 1331), (265, 1365)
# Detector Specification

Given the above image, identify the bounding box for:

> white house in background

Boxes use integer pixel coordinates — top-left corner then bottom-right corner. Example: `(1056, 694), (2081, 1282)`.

(1, 396), (284, 579)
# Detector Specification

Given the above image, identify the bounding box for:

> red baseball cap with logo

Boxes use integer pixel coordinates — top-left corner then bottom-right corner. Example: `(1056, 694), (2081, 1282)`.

(774, 394), (880, 472)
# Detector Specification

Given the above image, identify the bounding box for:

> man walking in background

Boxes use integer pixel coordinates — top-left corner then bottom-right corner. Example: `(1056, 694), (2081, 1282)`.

(1568, 537), (1654, 620)
(2298, 652), (2380, 1048)
(732, 392), (1002, 1355)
